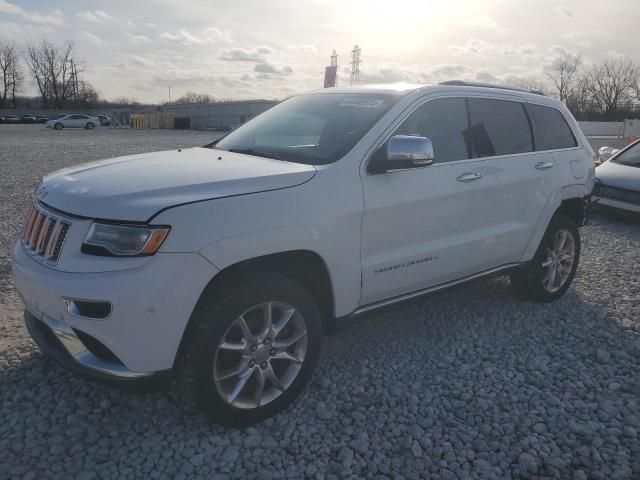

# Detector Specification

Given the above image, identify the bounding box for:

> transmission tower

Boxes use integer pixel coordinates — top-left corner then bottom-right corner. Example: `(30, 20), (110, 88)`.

(68, 59), (80, 104)
(350, 45), (361, 85)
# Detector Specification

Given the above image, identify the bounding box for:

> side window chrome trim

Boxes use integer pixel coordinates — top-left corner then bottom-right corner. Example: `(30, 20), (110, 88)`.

(364, 93), (553, 174)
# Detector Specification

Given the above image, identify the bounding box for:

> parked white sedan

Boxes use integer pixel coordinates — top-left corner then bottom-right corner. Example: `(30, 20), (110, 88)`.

(46, 114), (99, 130)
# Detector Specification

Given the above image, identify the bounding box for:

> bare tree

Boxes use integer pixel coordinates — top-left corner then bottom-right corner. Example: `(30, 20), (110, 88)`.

(169, 91), (215, 104)
(77, 80), (99, 105)
(0, 39), (23, 108)
(583, 58), (639, 117)
(547, 52), (582, 102)
(25, 40), (77, 108)
(505, 76), (550, 95)
(565, 75), (592, 117)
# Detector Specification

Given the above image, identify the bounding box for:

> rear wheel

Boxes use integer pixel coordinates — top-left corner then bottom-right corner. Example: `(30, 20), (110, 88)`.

(510, 213), (580, 302)
(54, 123), (63, 130)
(183, 271), (323, 427)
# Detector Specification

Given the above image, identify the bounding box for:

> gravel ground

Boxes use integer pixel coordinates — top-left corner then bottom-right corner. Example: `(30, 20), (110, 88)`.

(1, 124), (640, 480)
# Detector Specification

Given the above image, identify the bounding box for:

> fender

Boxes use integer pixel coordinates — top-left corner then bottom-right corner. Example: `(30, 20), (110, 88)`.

(199, 226), (361, 317)
(520, 184), (589, 261)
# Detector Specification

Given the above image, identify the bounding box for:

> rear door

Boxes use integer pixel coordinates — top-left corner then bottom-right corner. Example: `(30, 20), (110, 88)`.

(66, 115), (82, 127)
(466, 98), (563, 262)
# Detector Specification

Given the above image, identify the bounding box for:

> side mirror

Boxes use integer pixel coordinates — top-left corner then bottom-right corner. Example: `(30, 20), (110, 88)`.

(368, 135), (435, 173)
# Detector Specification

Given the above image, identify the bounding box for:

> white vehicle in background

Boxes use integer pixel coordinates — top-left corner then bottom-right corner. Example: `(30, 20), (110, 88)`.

(46, 114), (99, 130)
(13, 82), (595, 427)
(595, 139), (640, 214)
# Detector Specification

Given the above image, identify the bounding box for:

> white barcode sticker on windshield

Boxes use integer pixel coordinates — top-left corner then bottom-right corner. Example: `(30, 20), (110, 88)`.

(339, 98), (385, 108)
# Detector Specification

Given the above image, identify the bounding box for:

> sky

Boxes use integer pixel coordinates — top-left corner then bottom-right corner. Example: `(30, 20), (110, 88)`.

(1, 0), (639, 103)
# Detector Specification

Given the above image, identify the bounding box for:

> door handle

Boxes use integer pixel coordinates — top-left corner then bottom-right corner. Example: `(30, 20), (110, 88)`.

(456, 172), (482, 183)
(535, 161), (555, 170)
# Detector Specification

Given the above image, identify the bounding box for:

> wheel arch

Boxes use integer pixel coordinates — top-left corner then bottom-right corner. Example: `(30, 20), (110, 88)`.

(555, 196), (587, 227)
(174, 249), (335, 367)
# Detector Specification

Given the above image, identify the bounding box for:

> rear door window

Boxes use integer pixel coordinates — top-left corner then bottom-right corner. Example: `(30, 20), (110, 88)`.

(527, 104), (577, 150)
(467, 98), (533, 157)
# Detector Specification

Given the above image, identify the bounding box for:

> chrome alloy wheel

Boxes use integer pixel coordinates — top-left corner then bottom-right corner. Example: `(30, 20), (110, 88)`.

(541, 228), (576, 293)
(213, 301), (308, 409)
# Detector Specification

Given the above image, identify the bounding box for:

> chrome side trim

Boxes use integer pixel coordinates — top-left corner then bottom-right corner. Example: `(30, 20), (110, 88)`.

(350, 263), (521, 317)
(45, 316), (154, 378)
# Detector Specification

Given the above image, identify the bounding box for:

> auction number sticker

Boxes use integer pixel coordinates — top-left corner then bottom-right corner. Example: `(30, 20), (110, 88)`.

(339, 98), (385, 108)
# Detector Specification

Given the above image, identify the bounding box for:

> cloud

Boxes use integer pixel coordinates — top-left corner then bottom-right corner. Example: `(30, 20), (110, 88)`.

(126, 33), (152, 44)
(449, 38), (543, 60)
(254, 63), (293, 75)
(80, 31), (105, 46)
(554, 6), (573, 17)
(0, 0), (64, 26)
(561, 30), (605, 49)
(459, 15), (505, 33)
(76, 10), (115, 24)
(143, 22), (157, 29)
(159, 26), (232, 45)
(220, 47), (272, 62)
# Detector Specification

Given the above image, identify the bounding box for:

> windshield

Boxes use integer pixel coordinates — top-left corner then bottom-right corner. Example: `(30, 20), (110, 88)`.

(214, 93), (399, 165)
(612, 141), (640, 167)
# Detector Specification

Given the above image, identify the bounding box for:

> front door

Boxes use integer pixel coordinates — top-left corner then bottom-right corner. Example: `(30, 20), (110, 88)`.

(360, 96), (520, 306)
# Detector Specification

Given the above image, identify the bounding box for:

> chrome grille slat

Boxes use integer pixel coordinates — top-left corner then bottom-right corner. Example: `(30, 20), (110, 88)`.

(21, 203), (71, 265)
(29, 212), (45, 249)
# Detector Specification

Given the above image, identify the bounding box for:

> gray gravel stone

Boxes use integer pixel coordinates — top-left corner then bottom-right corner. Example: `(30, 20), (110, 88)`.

(1, 127), (640, 479)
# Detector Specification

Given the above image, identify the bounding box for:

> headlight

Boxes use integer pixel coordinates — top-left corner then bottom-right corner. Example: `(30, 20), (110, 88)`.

(82, 223), (170, 256)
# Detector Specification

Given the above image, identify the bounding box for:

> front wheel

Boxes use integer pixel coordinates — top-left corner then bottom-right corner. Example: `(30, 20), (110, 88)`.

(54, 123), (63, 130)
(510, 213), (580, 302)
(183, 271), (323, 427)
(85, 122), (95, 129)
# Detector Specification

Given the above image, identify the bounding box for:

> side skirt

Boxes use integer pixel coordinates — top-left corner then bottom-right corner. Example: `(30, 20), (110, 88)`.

(349, 263), (523, 317)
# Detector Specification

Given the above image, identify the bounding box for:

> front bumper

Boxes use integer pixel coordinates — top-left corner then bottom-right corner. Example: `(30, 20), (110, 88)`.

(12, 241), (218, 377)
(24, 310), (172, 385)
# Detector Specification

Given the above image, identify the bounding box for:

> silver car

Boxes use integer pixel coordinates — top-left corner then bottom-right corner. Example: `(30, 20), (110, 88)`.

(46, 114), (99, 130)
(595, 139), (640, 214)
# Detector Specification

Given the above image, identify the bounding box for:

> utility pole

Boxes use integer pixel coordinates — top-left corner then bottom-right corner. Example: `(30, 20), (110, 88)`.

(67, 59), (79, 104)
(168, 85), (172, 103)
(350, 45), (361, 86)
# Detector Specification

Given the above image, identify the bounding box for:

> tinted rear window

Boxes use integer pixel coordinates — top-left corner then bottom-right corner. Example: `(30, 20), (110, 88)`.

(468, 98), (533, 157)
(527, 104), (577, 150)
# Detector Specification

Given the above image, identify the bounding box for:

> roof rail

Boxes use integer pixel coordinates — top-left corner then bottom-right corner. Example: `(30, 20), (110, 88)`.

(439, 80), (546, 96)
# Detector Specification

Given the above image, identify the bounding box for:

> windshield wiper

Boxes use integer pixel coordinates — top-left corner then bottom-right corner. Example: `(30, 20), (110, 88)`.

(227, 148), (284, 161)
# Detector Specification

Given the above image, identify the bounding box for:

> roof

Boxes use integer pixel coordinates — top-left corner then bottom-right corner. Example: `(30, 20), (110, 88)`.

(306, 81), (547, 98)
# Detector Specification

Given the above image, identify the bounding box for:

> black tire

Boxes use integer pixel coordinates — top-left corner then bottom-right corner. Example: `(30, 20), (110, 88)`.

(54, 123), (63, 130)
(182, 271), (323, 427)
(510, 213), (580, 302)
(85, 122), (95, 129)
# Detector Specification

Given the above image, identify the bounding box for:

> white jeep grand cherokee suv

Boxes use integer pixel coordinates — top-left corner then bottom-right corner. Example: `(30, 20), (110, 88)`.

(12, 82), (594, 426)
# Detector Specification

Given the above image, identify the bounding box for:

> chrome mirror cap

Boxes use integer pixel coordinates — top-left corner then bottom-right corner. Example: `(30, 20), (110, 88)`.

(386, 135), (435, 166)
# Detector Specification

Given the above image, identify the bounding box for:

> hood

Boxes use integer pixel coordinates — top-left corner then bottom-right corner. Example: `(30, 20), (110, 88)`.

(596, 160), (640, 191)
(39, 147), (316, 221)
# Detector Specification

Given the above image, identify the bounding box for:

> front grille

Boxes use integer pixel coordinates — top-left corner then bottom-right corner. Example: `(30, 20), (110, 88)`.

(21, 203), (71, 265)
(600, 185), (640, 206)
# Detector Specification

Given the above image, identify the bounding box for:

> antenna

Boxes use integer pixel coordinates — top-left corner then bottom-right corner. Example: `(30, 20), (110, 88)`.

(350, 45), (361, 85)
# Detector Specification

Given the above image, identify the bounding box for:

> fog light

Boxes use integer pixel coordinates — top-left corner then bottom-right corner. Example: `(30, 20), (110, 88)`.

(63, 298), (112, 320)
